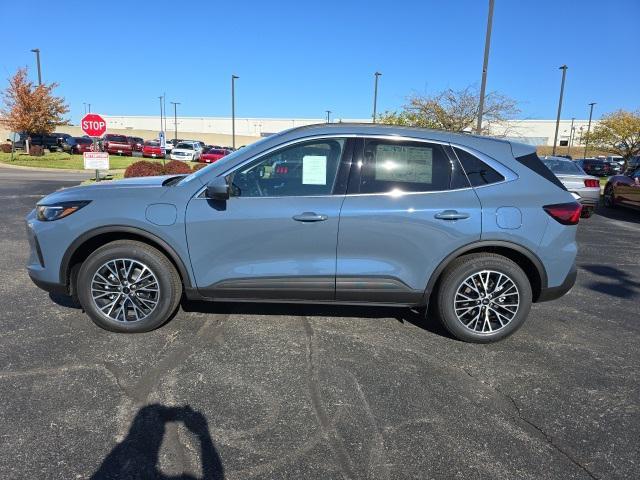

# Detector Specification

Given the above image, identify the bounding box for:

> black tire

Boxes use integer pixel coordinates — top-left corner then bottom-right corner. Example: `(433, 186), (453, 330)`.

(76, 240), (182, 333)
(603, 184), (615, 208)
(434, 253), (532, 343)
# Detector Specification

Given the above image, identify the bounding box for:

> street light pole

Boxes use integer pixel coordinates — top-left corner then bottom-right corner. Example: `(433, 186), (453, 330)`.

(476, 0), (495, 135)
(30, 48), (42, 85)
(158, 96), (163, 134)
(325, 110), (331, 123)
(567, 117), (575, 154)
(372, 72), (382, 123)
(170, 102), (180, 143)
(83, 103), (87, 115)
(552, 65), (568, 155)
(163, 92), (167, 133)
(231, 75), (239, 149)
(88, 103), (91, 113)
(583, 102), (596, 158)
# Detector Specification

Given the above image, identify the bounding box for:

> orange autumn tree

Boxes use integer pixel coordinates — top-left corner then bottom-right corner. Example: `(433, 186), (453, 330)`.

(0, 68), (69, 152)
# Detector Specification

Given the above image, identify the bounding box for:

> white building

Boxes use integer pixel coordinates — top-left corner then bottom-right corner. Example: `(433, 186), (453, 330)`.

(101, 115), (597, 146)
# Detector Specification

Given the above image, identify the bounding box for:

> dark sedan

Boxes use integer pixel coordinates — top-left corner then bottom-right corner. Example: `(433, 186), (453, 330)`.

(604, 166), (640, 211)
(575, 158), (612, 177)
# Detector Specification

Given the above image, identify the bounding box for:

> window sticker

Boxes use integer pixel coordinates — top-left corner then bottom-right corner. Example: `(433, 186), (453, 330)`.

(302, 155), (327, 185)
(374, 145), (433, 184)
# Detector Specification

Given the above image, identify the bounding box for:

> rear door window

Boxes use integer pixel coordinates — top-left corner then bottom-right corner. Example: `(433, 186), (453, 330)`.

(357, 140), (457, 193)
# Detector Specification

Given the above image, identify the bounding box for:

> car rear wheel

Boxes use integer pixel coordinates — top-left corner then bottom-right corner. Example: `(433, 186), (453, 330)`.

(434, 253), (532, 343)
(603, 185), (615, 208)
(77, 240), (182, 333)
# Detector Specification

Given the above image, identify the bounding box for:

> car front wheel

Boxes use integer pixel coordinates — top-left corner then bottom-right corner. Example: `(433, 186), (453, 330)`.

(435, 253), (532, 343)
(76, 240), (182, 333)
(603, 185), (615, 208)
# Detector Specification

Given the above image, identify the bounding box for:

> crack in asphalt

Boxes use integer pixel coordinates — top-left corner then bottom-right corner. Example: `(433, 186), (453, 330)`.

(461, 368), (600, 480)
(302, 316), (357, 480)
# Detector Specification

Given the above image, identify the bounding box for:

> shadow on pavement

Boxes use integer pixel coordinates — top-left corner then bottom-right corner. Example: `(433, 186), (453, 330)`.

(182, 300), (454, 339)
(581, 264), (640, 299)
(91, 404), (224, 480)
(594, 205), (640, 224)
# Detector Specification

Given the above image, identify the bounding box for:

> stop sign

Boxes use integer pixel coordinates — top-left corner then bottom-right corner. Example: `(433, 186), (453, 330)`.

(81, 113), (107, 137)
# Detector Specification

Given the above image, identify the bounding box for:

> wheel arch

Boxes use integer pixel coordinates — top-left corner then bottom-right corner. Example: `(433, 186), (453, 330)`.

(60, 226), (193, 295)
(424, 240), (547, 304)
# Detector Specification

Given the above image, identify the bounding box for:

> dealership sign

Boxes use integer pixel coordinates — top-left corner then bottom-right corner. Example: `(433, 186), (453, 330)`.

(81, 113), (107, 137)
(83, 152), (109, 170)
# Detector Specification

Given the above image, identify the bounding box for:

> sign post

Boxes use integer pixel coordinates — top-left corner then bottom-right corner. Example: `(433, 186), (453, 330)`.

(159, 131), (166, 167)
(81, 113), (108, 181)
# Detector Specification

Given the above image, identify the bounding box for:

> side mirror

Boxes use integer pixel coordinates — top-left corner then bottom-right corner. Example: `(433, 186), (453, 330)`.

(205, 177), (230, 201)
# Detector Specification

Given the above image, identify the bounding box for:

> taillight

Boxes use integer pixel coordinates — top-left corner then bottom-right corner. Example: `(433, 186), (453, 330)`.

(543, 202), (582, 225)
(584, 179), (599, 188)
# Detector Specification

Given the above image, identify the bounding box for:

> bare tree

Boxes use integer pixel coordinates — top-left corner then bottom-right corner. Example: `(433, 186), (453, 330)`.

(378, 86), (520, 135)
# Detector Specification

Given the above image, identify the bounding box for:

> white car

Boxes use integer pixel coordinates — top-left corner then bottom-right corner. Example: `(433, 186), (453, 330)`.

(170, 142), (201, 161)
(163, 139), (174, 153)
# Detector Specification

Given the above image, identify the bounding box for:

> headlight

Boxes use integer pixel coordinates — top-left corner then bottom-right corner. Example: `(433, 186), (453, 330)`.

(36, 201), (91, 221)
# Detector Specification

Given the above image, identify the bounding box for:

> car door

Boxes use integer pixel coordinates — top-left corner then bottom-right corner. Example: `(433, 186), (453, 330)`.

(185, 137), (352, 300)
(336, 138), (482, 304)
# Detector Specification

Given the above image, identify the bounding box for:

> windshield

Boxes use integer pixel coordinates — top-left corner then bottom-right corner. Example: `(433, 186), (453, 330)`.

(543, 159), (583, 174)
(176, 143), (193, 150)
(107, 135), (128, 142)
(179, 135), (276, 186)
(75, 137), (92, 144)
(145, 141), (159, 146)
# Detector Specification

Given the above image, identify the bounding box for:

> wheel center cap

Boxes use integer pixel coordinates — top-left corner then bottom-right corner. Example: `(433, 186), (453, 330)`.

(122, 287), (130, 294)
(482, 299), (490, 305)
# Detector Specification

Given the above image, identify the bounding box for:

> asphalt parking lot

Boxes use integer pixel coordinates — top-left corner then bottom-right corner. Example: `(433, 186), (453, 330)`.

(0, 167), (638, 480)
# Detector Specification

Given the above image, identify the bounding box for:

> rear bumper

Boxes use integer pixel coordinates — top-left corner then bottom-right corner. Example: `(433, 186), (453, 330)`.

(537, 262), (577, 302)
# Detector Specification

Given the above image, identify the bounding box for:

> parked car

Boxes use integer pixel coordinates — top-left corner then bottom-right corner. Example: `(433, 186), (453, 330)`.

(603, 166), (640, 211)
(164, 139), (174, 153)
(541, 156), (600, 217)
(102, 134), (134, 156)
(60, 136), (94, 154)
(597, 156), (622, 175)
(141, 140), (165, 159)
(13, 132), (72, 152)
(170, 142), (201, 161)
(128, 137), (144, 152)
(626, 155), (640, 171)
(575, 158), (612, 177)
(26, 124), (581, 342)
(200, 148), (229, 163)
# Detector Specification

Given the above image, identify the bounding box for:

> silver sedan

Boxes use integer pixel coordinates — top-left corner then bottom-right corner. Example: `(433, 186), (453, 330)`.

(541, 156), (600, 218)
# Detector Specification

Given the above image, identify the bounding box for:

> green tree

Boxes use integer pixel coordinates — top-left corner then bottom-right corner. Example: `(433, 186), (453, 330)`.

(378, 86), (519, 135)
(583, 109), (640, 166)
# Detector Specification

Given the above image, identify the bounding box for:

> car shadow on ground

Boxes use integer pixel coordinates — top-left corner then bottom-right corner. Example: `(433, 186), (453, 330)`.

(182, 300), (454, 339)
(580, 264), (640, 299)
(594, 205), (640, 224)
(91, 404), (224, 480)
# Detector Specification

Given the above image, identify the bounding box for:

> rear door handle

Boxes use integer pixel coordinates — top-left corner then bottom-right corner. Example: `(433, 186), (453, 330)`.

(434, 210), (470, 220)
(293, 212), (328, 222)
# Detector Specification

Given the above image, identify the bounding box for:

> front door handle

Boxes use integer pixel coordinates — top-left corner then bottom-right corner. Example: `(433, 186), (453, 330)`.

(293, 212), (328, 222)
(434, 210), (470, 220)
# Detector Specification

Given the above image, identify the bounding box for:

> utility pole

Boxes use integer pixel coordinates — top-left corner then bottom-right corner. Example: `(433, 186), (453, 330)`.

(552, 65), (568, 155)
(372, 72), (382, 123)
(476, 0), (495, 134)
(30, 48), (42, 85)
(170, 102), (180, 143)
(163, 92), (167, 133)
(83, 103), (87, 115)
(231, 75), (239, 149)
(567, 117), (575, 154)
(583, 103), (596, 158)
(87, 103), (91, 113)
(325, 110), (331, 123)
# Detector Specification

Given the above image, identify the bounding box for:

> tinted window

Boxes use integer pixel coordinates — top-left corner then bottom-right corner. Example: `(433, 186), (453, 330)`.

(176, 143), (194, 149)
(514, 152), (567, 191)
(454, 148), (505, 186)
(106, 135), (128, 142)
(359, 140), (453, 193)
(230, 139), (344, 197)
(75, 137), (92, 144)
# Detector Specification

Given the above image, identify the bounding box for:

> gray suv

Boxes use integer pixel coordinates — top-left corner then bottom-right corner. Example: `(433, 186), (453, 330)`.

(26, 124), (581, 343)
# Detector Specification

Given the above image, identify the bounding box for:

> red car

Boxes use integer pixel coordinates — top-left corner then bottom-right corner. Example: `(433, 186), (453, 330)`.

(142, 140), (165, 159)
(103, 134), (133, 156)
(200, 148), (229, 163)
(604, 166), (640, 211)
(128, 136), (144, 152)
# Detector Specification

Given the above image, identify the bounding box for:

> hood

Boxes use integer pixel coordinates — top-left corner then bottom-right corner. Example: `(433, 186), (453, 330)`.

(37, 175), (184, 205)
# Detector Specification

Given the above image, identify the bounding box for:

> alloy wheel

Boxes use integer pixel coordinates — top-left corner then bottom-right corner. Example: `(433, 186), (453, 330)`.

(90, 258), (160, 322)
(454, 270), (520, 334)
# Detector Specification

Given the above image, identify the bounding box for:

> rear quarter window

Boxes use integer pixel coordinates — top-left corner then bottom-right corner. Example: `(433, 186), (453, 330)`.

(454, 148), (505, 186)
(514, 152), (567, 191)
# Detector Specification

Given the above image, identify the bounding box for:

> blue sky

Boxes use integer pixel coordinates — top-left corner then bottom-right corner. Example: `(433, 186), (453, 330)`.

(2, 0), (638, 123)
